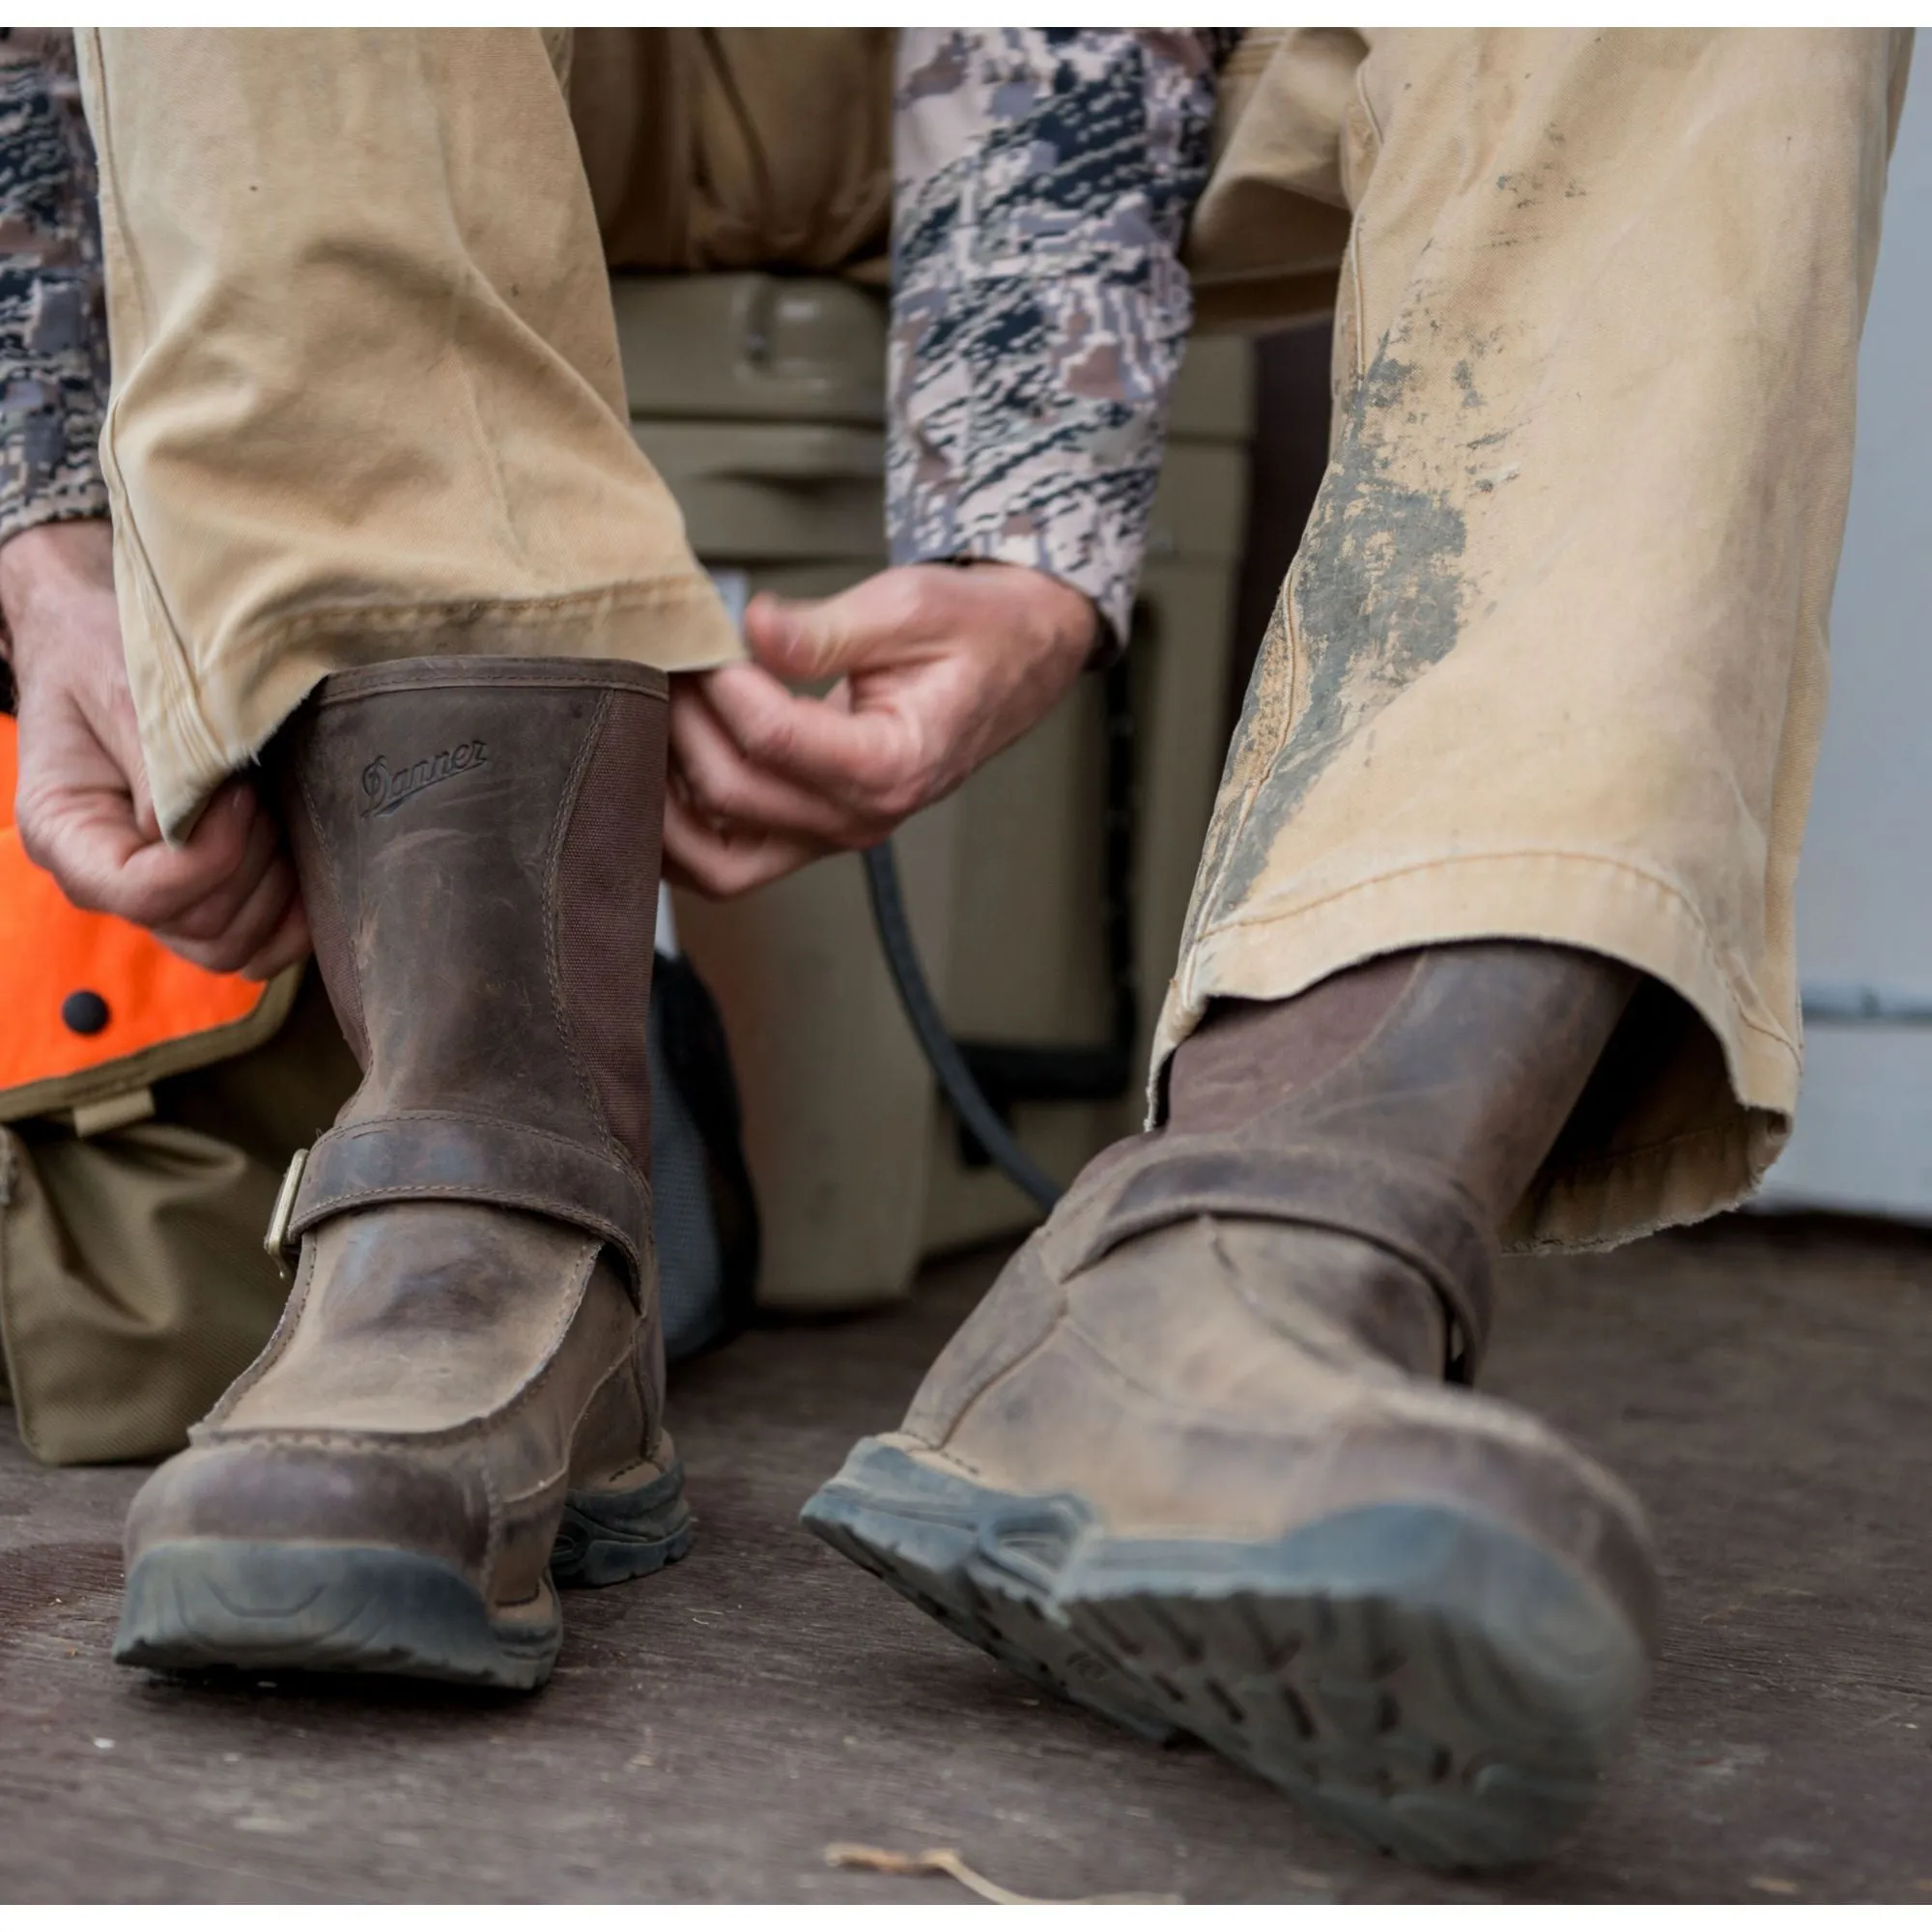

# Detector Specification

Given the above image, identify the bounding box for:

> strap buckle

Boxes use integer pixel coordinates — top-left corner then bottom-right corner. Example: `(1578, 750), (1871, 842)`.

(263, 1146), (308, 1277)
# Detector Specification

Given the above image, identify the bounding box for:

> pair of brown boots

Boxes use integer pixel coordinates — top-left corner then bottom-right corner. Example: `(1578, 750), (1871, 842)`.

(115, 659), (1658, 1875)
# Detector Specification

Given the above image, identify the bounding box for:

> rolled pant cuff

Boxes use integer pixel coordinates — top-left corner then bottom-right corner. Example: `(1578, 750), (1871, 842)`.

(144, 574), (742, 844)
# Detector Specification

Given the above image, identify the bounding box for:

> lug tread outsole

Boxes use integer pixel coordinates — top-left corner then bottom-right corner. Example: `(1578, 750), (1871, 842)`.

(803, 1477), (1178, 1742)
(115, 1468), (696, 1690)
(802, 1438), (1647, 1872)
(114, 1542), (561, 1690)
(552, 1465), (696, 1589)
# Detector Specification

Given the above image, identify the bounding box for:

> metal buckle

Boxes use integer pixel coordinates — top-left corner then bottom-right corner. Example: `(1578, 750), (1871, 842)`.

(263, 1147), (308, 1277)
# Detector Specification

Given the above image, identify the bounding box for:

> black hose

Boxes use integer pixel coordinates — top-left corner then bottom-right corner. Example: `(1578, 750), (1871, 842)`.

(862, 840), (1063, 1214)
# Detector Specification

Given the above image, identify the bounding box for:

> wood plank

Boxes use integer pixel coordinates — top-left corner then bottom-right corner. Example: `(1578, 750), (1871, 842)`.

(0, 1213), (1927, 1902)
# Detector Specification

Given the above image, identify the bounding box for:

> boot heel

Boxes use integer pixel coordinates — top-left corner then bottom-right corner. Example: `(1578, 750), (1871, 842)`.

(552, 1461), (696, 1588)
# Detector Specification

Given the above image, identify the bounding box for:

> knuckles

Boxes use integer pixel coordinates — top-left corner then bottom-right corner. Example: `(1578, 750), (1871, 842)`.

(732, 707), (796, 769)
(685, 762), (751, 821)
(867, 775), (926, 824)
(861, 736), (931, 825)
(15, 813), (104, 913)
(164, 931), (249, 975)
(680, 845), (771, 901)
(13, 807), (56, 875)
(161, 895), (237, 944)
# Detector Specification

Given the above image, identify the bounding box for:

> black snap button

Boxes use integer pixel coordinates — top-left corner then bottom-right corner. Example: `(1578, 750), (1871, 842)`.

(61, 989), (110, 1037)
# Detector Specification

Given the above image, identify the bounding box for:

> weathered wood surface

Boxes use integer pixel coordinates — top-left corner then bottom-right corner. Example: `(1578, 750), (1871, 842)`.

(0, 1214), (1927, 1902)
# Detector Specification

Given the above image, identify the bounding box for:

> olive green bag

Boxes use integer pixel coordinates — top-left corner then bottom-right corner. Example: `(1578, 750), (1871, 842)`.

(0, 970), (356, 1465)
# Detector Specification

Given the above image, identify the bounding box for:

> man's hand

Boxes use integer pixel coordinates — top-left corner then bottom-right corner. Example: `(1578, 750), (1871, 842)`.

(3, 519), (308, 980)
(664, 561), (1097, 898)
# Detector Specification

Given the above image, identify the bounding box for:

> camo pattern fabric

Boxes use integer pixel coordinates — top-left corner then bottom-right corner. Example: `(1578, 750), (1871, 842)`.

(888, 30), (1235, 650)
(0, 29), (107, 550)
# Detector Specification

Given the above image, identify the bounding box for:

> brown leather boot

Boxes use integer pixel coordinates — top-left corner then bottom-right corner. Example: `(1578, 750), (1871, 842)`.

(806, 944), (1661, 1870)
(114, 658), (690, 1690)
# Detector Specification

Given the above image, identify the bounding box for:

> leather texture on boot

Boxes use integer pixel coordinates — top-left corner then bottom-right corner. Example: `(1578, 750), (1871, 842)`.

(807, 945), (1662, 1872)
(115, 658), (691, 1689)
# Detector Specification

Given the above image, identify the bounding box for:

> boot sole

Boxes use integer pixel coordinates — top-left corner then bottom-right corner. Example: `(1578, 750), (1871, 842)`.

(552, 1462), (696, 1590)
(802, 1438), (1647, 1872)
(114, 1467), (695, 1690)
(803, 1443), (1179, 1743)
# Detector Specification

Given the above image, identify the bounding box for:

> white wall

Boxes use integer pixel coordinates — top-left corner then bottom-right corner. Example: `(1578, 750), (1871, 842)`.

(1757, 67), (1932, 1220)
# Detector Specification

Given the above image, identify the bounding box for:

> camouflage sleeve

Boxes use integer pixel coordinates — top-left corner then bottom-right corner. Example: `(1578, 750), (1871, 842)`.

(0, 29), (109, 550)
(888, 30), (1227, 650)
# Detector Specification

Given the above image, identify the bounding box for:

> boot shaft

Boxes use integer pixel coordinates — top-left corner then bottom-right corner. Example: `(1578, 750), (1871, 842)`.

(1168, 943), (1637, 1227)
(273, 656), (668, 1186)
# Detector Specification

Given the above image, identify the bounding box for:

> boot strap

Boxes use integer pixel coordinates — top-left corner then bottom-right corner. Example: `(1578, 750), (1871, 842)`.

(276, 1112), (650, 1296)
(1047, 1136), (1494, 1382)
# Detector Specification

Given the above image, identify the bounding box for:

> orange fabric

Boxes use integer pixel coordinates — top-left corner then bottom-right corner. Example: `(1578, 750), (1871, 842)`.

(0, 714), (266, 1098)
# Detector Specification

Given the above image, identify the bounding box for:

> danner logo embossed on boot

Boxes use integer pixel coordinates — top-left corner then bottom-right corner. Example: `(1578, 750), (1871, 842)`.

(360, 740), (489, 816)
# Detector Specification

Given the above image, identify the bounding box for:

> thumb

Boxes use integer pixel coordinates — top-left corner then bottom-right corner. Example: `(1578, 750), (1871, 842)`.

(743, 576), (929, 686)
(742, 590), (844, 683)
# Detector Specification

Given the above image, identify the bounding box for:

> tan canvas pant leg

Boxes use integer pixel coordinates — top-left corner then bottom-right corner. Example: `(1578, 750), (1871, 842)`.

(569, 29), (893, 273)
(75, 29), (743, 841)
(1162, 28), (1912, 1248)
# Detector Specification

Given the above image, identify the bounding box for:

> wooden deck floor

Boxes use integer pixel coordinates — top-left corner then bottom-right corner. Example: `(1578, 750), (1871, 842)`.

(1, 1213), (1927, 1903)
